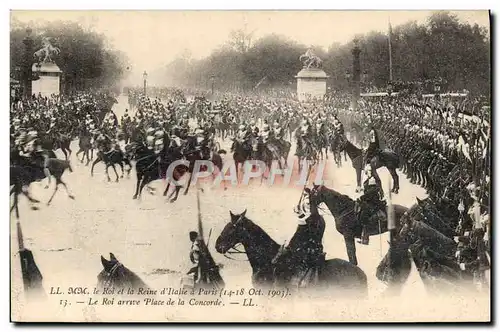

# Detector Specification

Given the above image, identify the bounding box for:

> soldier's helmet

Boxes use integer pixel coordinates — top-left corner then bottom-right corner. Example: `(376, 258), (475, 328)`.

(238, 124), (246, 131)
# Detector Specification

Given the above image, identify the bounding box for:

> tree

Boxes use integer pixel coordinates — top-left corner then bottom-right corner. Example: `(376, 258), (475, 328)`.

(10, 19), (129, 92)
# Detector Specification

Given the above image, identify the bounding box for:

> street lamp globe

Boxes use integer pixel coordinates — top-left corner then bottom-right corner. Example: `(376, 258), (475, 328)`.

(143, 71), (148, 81)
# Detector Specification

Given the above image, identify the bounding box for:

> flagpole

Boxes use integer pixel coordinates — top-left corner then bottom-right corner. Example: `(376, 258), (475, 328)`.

(388, 17), (393, 82)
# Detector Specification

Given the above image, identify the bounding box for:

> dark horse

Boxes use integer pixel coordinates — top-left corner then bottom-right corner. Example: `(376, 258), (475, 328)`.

(76, 130), (94, 165)
(231, 138), (253, 180)
(131, 138), (188, 202)
(40, 132), (73, 160)
(311, 184), (408, 266)
(376, 197), (483, 296)
(10, 154), (74, 219)
(97, 253), (149, 291)
(91, 140), (132, 182)
(335, 134), (400, 194)
(180, 136), (225, 196)
(215, 210), (368, 297)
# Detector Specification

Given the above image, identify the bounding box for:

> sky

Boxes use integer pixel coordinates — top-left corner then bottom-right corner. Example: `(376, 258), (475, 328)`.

(11, 10), (490, 85)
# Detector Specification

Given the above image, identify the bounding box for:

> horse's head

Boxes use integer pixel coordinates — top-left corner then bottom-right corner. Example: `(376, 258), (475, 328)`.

(97, 253), (124, 288)
(310, 183), (330, 205)
(215, 209), (250, 254)
(335, 134), (348, 152)
(97, 253), (148, 291)
(250, 136), (260, 152)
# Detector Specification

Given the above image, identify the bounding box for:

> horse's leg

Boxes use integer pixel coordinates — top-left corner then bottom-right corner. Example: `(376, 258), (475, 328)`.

(76, 148), (83, 163)
(355, 166), (362, 192)
(133, 174), (141, 199)
(344, 234), (358, 266)
(170, 185), (182, 203)
(119, 162), (125, 178)
(125, 159), (132, 177)
(163, 182), (171, 197)
(389, 168), (400, 194)
(21, 186), (40, 204)
(66, 143), (72, 158)
(138, 176), (149, 200)
(183, 172), (192, 195)
(47, 182), (59, 205)
(90, 156), (101, 176)
(105, 164), (111, 182)
(85, 149), (91, 166)
(61, 147), (68, 160)
(57, 177), (75, 200)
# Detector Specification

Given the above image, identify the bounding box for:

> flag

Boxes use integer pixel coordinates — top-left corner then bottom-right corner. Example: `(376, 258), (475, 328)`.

(388, 18), (393, 82)
(17, 222), (45, 299)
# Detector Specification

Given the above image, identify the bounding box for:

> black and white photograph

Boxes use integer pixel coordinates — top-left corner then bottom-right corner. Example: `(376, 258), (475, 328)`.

(9, 9), (491, 322)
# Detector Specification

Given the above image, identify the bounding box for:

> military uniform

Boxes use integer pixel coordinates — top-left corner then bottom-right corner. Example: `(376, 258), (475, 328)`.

(357, 167), (386, 245)
(274, 191), (325, 288)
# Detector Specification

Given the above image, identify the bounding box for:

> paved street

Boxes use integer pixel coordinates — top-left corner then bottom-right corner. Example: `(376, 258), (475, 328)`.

(10, 96), (489, 322)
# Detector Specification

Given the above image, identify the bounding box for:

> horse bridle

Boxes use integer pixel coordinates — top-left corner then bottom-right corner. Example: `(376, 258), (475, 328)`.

(101, 261), (123, 288)
(223, 214), (249, 262)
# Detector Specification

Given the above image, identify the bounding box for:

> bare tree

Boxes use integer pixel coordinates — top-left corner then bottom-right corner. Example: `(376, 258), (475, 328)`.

(228, 24), (255, 53)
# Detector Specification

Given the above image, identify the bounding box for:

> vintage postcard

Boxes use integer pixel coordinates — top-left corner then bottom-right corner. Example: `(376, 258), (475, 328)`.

(10, 10), (491, 323)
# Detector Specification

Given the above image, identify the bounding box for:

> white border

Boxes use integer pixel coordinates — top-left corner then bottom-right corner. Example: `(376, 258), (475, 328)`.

(2, 1), (498, 331)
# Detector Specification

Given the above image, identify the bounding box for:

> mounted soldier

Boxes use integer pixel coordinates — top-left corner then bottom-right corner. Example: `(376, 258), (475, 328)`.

(364, 121), (381, 167)
(194, 128), (211, 160)
(356, 165), (386, 245)
(272, 188), (326, 288)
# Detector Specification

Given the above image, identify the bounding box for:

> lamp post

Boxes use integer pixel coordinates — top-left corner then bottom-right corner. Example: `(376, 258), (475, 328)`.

(210, 75), (215, 96)
(351, 39), (361, 111)
(143, 71), (148, 96)
(22, 28), (34, 99)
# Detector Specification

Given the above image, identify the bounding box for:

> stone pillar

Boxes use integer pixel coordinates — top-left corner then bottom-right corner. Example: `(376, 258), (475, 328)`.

(31, 63), (62, 97)
(351, 42), (361, 111)
(295, 68), (329, 102)
(22, 28), (34, 99)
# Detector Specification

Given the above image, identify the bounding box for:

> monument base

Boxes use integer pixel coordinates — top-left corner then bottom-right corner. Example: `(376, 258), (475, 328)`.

(295, 68), (328, 102)
(32, 62), (62, 97)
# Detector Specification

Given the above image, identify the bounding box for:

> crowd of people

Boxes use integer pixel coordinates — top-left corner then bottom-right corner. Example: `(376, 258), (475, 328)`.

(10, 82), (490, 291)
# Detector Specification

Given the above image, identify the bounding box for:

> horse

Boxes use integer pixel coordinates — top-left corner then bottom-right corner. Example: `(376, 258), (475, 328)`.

(76, 132), (94, 165)
(91, 140), (131, 182)
(131, 139), (189, 202)
(250, 136), (275, 177)
(295, 135), (318, 173)
(40, 132), (73, 160)
(215, 210), (368, 297)
(335, 134), (400, 193)
(376, 197), (483, 295)
(311, 184), (408, 266)
(231, 138), (253, 180)
(10, 155), (74, 219)
(97, 253), (149, 291)
(180, 137), (225, 195)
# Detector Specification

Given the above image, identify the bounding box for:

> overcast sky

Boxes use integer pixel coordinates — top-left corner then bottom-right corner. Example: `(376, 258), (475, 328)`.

(11, 10), (490, 85)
